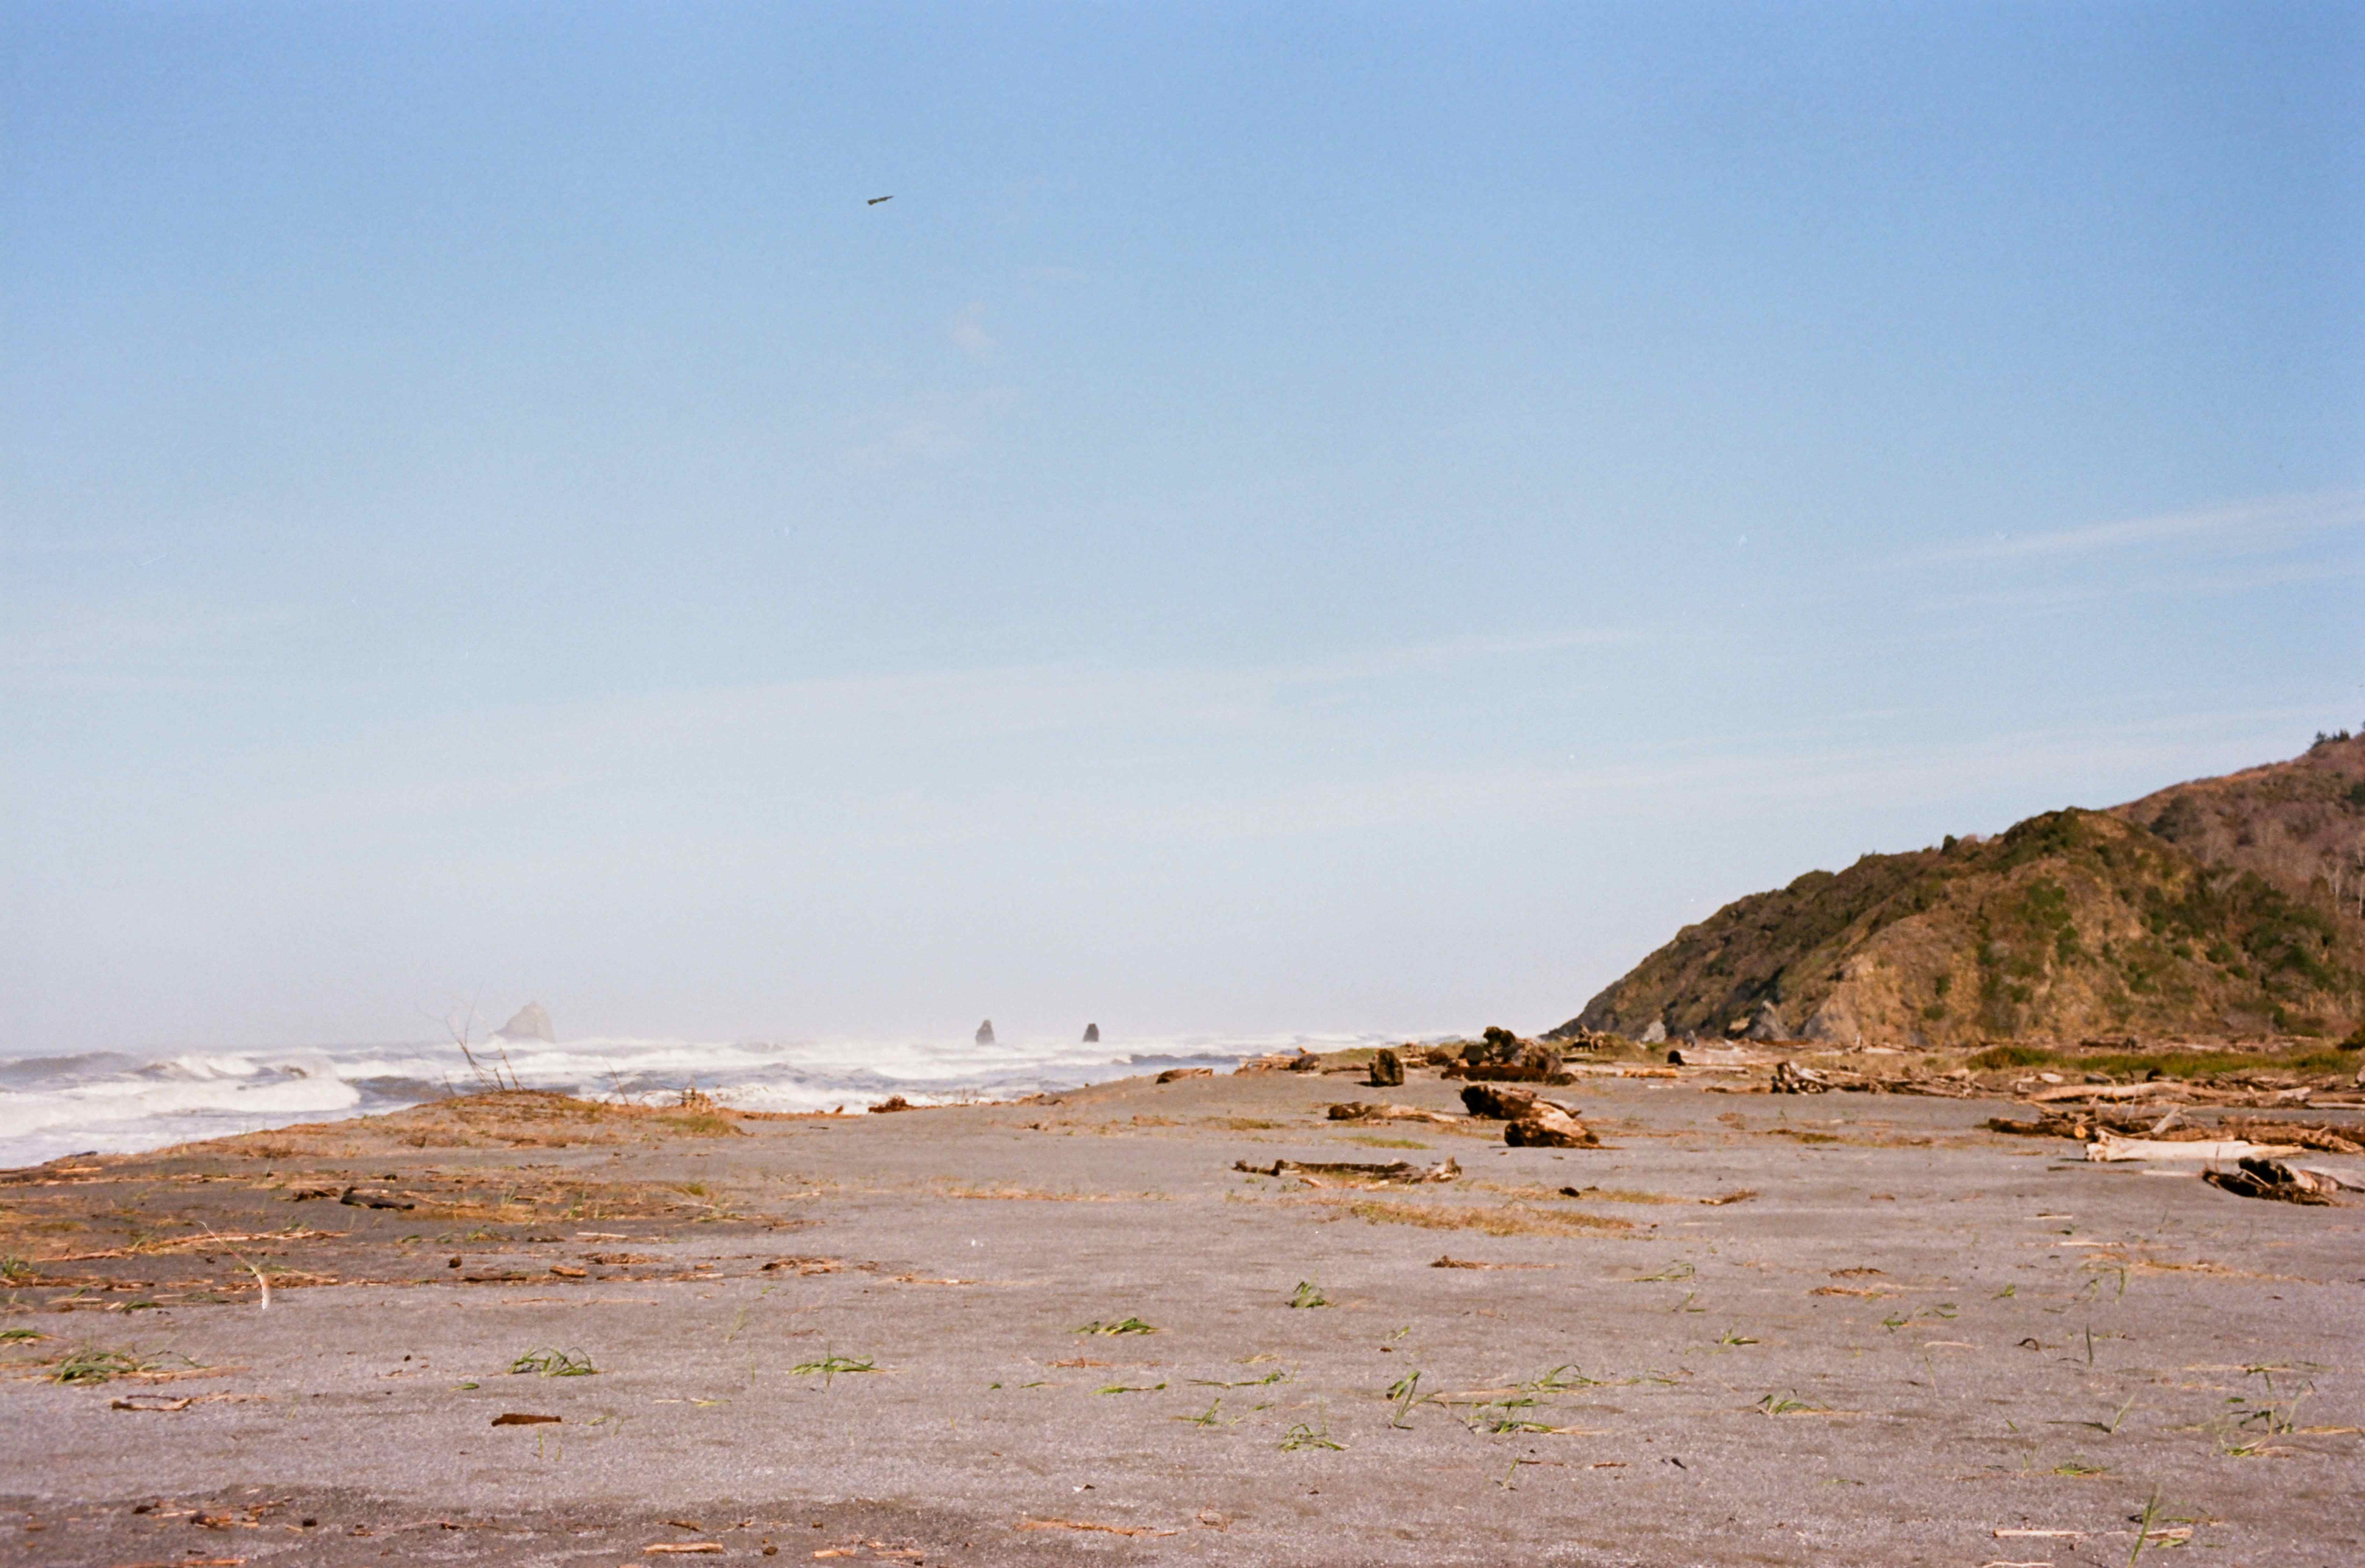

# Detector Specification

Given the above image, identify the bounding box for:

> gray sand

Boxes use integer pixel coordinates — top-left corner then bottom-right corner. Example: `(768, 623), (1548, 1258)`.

(4, 1066), (2361, 1565)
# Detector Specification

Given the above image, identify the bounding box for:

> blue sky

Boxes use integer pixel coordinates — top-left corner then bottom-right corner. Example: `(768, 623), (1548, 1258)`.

(3, 2), (2360, 1050)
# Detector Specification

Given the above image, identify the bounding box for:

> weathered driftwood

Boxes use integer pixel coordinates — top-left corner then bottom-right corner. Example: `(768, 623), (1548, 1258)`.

(1771, 1061), (1833, 1094)
(1666, 1047), (1755, 1067)
(2027, 1081), (2183, 1104)
(1459, 1083), (1579, 1120)
(1154, 1067), (1214, 1083)
(1443, 1063), (1576, 1085)
(2202, 1157), (2343, 1205)
(1504, 1108), (1599, 1148)
(1988, 1109), (2365, 1153)
(1233, 1157), (1460, 1184)
(1326, 1102), (1459, 1125)
(2085, 1134), (2301, 1162)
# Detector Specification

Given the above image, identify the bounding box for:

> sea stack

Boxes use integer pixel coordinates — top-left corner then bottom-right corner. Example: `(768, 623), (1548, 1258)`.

(975, 1019), (996, 1046)
(1082, 1023), (1100, 1043)
(493, 1002), (555, 1043)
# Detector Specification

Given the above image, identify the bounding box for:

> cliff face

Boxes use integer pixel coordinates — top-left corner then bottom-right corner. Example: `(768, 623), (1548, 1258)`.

(1556, 737), (2365, 1045)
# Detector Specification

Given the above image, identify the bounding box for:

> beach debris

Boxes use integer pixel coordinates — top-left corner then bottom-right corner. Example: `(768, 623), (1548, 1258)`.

(284, 1182), (340, 1201)
(1990, 1108), (2364, 1152)
(1459, 1083), (1540, 1119)
(2028, 1081), (2182, 1103)
(1156, 1067), (1213, 1083)
(2085, 1135), (2301, 1163)
(1017, 1518), (1180, 1537)
(1287, 1050), (1321, 1072)
(338, 1186), (414, 1210)
(1083, 1022), (1100, 1042)
(490, 1412), (561, 1426)
(1771, 1062), (1832, 1094)
(1504, 1108), (1599, 1148)
(509, 1346), (597, 1377)
(1326, 1101), (1457, 1124)
(109, 1394), (193, 1412)
(2201, 1157), (2349, 1205)
(1073, 1316), (1157, 1336)
(1368, 1048), (1405, 1088)
(642, 1544), (723, 1555)
(869, 1096), (914, 1113)
(1233, 1157), (1459, 1184)
(1667, 1046), (1753, 1067)
(547, 1264), (587, 1279)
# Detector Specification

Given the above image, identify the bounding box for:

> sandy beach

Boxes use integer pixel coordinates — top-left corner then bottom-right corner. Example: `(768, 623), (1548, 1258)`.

(4, 1054), (2362, 1566)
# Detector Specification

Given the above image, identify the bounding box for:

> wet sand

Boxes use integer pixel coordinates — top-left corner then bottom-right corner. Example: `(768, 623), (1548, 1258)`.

(3, 1062), (2362, 1565)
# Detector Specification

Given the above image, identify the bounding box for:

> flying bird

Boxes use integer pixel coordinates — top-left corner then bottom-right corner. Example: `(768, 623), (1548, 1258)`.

(867, 194), (893, 206)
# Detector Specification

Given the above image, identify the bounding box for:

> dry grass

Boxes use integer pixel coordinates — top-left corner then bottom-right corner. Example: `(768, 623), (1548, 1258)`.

(186, 1092), (756, 1156)
(1318, 1197), (1636, 1236)
(926, 1184), (1141, 1203)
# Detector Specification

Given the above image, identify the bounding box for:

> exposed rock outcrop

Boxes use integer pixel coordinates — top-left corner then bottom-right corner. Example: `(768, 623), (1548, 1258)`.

(493, 1003), (554, 1043)
(1554, 739), (2365, 1045)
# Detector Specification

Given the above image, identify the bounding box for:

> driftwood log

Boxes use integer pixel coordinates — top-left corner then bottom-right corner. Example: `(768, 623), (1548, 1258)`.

(1233, 1157), (1459, 1184)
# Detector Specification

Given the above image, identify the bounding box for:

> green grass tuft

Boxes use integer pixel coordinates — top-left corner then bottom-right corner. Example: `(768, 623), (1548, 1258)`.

(509, 1347), (597, 1377)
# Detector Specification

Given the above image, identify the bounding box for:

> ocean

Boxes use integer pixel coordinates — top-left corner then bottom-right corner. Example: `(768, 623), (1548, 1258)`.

(0, 1029), (1401, 1170)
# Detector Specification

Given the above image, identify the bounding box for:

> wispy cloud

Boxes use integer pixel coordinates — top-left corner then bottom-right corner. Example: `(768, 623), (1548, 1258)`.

(949, 301), (994, 359)
(1902, 487), (2365, 567)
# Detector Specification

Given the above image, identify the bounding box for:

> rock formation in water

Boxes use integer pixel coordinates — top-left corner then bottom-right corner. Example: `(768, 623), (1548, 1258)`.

(1083, 1023), (1100, 1043)
(975, 1019), (996, 1046)
(494, 1002), (555, 1043)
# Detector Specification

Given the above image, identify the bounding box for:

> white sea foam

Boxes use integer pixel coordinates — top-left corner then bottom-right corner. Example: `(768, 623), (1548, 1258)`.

(0, 1030), (1397, 1170)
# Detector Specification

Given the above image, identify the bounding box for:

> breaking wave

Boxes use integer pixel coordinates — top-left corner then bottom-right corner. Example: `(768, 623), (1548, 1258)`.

(0, 1029), (1393, 1170)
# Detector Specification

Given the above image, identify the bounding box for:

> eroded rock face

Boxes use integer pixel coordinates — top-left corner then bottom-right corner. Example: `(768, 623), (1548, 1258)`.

(975, 1020), (996, 1046)
(1801, 999), (1861, 1045)
(1640, 1019), (1668, 1044)
(494, 1003), (555, 1043)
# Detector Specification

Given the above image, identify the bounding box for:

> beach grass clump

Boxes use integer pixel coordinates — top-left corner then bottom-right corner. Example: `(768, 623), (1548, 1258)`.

(790, 1350), (878, 1386)
(1753, 1390), (1827, 1416)
(509, 1346), (598, 1377)
(1279, 1419), (1345, 1451)
(1287, 1280), (1330, 1309)
(1075, 1315), (1158, 1336)
(48, 1345), (181, 1385)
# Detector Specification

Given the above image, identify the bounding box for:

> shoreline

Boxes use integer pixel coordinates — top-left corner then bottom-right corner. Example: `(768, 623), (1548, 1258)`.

(3, 1052), (2361, 1564)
